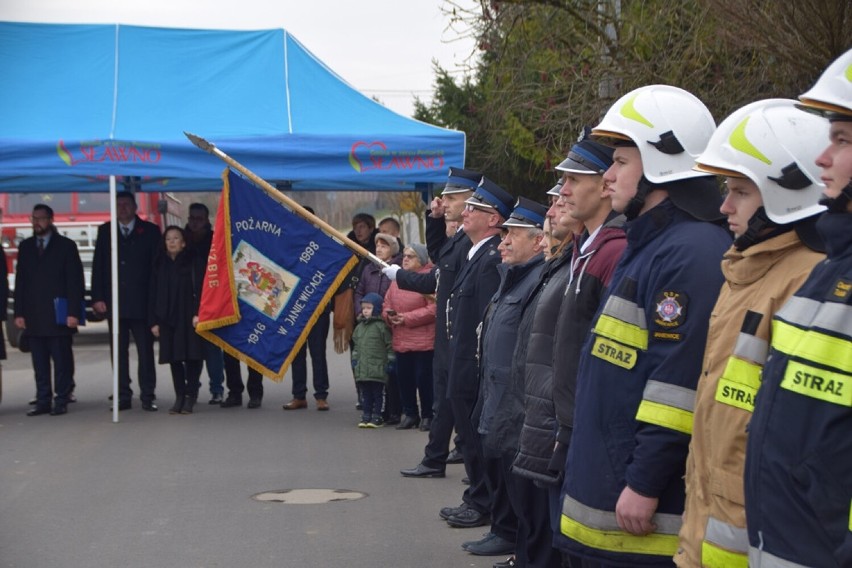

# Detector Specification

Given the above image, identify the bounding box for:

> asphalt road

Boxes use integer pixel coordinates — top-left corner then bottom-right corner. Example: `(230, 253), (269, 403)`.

(0, 323), (495, 568)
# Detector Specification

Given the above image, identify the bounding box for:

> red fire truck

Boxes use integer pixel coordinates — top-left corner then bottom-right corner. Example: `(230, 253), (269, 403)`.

(1, 190), (183, 346)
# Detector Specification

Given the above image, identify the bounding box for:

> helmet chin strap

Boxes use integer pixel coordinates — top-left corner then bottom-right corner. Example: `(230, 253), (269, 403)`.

(733, 207), (775, 251)
(819, 180), (852, 213)
(623, 175), (655, 221)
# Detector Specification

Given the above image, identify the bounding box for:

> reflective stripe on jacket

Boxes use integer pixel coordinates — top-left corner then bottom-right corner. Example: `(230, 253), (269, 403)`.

(557, 200), (730, 566)
(745, 212), (852, 568)
(675, 231), (823, 568)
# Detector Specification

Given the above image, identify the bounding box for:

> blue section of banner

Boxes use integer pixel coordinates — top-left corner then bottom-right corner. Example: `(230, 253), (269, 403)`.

(208, 170), (355, 378)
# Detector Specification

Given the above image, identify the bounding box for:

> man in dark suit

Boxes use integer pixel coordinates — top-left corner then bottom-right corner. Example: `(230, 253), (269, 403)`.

(14, 204), (84, 416)
(91, 191), (161, 411)
(441, 178), (515, 531)
(387, 167), (479, 477)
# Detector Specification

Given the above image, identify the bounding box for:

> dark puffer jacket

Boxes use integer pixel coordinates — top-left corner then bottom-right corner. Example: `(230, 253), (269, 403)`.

(511, 249), (574, 486)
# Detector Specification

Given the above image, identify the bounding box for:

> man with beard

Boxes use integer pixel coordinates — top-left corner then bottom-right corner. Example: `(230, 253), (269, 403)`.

(14, 204), (84, 416)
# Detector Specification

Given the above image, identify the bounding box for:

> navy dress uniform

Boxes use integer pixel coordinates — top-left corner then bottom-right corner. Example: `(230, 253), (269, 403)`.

(442, 177), (515, 528)
(397, 167), (477, 476)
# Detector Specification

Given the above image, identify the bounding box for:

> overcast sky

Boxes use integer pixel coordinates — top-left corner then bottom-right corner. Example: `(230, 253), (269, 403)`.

(0, 0), (478, 117)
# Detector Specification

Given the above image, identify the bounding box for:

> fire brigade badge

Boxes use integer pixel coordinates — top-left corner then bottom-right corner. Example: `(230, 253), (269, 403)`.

(654, 291), (686, 328)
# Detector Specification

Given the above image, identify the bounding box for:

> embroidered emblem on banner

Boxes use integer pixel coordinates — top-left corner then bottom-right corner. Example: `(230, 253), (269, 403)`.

(654, 291), (686, 328)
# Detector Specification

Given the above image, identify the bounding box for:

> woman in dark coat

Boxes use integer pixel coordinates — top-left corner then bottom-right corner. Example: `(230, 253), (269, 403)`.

(150, 226), (205, 414)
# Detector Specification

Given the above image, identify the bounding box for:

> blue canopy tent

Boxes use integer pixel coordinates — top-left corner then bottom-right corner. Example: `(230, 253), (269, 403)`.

(0, 21), (466, 193)
(0, 22), (465, 421)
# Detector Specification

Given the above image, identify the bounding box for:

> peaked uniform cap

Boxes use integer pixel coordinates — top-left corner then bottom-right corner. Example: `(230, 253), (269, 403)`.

(556, 136), (615, 175)
(502, 196), (548, 229)
(465, 177), (515, 219)
(442, 167), (482, 194)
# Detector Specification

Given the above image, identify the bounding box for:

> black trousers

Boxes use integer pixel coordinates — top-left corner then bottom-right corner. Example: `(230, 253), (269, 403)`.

(30, 335), (74, 410)
(485, 454), (518, 543)
(108, 317), (156, 404)
(420, 362), (455, 470)
(450, 395), (491, 515)
(223, 353), (263, 400)
(170, 360), (203, 399)
(503, 455), (561, 568)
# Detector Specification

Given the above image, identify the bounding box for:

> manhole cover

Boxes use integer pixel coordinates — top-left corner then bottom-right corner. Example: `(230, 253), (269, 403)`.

(253, 489), (367, 504)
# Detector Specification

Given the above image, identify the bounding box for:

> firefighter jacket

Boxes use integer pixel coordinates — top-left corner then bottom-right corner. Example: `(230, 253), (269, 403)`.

(477, 253), (545, 457)
(675, 231), (824, 568)
(557, 199), (731, 567)
(744, 211), (852, 568)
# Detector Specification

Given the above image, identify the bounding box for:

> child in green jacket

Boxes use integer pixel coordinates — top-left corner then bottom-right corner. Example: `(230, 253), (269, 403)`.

(351, 292), (394, 428)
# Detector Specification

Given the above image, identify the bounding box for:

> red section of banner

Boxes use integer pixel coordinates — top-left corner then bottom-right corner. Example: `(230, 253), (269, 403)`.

(197, 177), (239, 328)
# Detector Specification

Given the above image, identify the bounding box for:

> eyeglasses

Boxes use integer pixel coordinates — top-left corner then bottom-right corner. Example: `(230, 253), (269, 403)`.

(402, 253), (418, 259)
(464, 204), (491, 213)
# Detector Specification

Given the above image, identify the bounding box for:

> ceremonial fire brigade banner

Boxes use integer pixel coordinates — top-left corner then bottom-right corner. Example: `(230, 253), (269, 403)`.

(196, 168), (358, 380)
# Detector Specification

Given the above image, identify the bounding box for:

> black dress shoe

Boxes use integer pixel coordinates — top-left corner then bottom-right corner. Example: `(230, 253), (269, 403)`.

(247, 398), (262, 409)
(141, 401), (158, 411)
(446, 507), (490, 528)
(220, 396), (242, 408)
(446, 447), (464, 464)
(50, 405), (68, 416)
(465, 533), (514, 556)
(400, 463), (446, 478)
(462, 531), (496, 550)
(440, 502), (470, 520)
(117, 401), (132, 411)
(419, 417), (432, 431)
(385, 414), (401, 425)
(27, 407), (51, 416)
(395, 415), (420, 430)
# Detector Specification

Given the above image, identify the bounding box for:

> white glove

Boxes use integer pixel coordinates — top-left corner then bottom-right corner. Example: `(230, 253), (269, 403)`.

(382, 264), (401, 281)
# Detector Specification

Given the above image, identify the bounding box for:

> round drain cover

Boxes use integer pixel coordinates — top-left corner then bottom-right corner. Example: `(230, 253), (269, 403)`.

(253, 489), (367, 504)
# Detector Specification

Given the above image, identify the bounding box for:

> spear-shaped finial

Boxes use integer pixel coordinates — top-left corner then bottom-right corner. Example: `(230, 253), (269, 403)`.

(184, 131), (215, 153)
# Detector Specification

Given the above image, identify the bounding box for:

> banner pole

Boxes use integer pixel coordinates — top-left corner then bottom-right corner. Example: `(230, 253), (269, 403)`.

(184, 132), (388, 268)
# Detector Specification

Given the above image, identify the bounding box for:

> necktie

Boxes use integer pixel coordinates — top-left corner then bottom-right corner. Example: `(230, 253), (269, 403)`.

(122, 225), (130, 238)
(37, 237), (44, 255)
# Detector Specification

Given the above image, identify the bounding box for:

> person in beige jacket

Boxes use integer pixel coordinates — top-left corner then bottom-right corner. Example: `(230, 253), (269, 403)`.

(674, 99), (829, 567)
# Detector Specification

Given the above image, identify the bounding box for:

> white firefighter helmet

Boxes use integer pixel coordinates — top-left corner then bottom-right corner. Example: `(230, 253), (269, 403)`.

(591, 85), (716, 183)
(799, 48), (852, 118)
(695, 99), (828, 224)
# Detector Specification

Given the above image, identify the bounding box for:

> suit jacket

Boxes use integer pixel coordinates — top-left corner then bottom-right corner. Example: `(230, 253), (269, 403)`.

(0, 251), (7, 358)
(14, 231), (84, 337)
(91, 216), (161, 320)
(446, 234), (501, 399)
